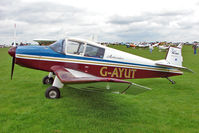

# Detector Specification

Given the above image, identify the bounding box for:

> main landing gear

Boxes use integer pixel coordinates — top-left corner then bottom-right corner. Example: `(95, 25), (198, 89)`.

(45, 86), (60, 99)
(43, 74), (64, 99)
(43, 76), (54, 84)
(42, 72), (54, 85)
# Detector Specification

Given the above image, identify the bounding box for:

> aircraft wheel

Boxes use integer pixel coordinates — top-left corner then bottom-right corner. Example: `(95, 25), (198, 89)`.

(42, 76), (54, 85)
(171, 81), (176, 84)
(45, 86), (60, 99)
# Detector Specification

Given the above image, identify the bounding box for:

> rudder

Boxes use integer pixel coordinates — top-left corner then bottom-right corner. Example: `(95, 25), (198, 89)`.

(166, 47), (183, 66)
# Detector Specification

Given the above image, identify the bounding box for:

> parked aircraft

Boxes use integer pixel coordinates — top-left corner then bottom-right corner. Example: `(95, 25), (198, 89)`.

(8, 37), (192, 99)
(33, 39), (56, 46)
(130, 44), (136, 48)
(136, 42), (149, 48)
(152, 43), (160, 47)
(158, 45), (169, 51)
(0, 45), (5, 48)
(158, 43), (183, 52)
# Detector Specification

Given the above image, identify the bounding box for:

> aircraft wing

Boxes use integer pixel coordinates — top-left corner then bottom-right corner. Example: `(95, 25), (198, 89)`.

(51, 65), (131, 84)
(51, 65), (151, 94)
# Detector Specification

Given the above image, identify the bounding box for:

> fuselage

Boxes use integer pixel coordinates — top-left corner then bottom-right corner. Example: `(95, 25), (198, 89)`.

(10, 38), (182, 79)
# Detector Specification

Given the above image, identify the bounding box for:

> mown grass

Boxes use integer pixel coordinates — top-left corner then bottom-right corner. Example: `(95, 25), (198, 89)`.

(0, 46), (199, 133)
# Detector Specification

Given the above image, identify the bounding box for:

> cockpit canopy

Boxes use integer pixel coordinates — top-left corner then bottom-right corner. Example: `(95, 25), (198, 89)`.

(49, 39), (65, 54)
(49, 38), (105, 59)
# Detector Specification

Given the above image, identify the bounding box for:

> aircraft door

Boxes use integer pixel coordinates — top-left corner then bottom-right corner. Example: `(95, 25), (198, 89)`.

(65, 40), (85, 56)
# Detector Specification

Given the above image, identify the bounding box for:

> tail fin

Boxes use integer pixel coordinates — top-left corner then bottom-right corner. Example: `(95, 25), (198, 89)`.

(166, 43), (184, 66)
(155, 46), (193, 73)
(166, 46), (183, 66)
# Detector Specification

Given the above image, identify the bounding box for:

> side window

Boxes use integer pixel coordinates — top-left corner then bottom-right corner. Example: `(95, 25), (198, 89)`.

(66, 41), (85, 55)
(85, 44), (105, 58)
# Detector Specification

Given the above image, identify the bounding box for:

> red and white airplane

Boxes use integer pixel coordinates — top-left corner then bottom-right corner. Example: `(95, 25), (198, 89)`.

(8, 37), (192, 99)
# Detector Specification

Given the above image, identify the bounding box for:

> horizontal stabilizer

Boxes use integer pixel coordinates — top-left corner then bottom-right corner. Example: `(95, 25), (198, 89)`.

(155, 60), (193, 73)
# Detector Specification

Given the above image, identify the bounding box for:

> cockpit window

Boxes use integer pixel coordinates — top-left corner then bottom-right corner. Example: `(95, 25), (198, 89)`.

(49, 39), (65, 54)
(84, 44), (105, 58)
(66, 40), (85, 55)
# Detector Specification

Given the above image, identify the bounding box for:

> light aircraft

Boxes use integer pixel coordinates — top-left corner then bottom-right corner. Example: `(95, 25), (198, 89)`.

(0, 45), (5, 48)
(129, 44), (136, 48)
(152, 43), (160, 47)
(8, 37), (192, 99)
(33, 39), (56, 46)
(158, 45), (169, 51)
(158, 43), (183, 52)
(137, 42), (149, 48)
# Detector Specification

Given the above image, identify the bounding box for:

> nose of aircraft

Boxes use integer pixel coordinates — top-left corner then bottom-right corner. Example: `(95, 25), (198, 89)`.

(8, 47), (16, 57)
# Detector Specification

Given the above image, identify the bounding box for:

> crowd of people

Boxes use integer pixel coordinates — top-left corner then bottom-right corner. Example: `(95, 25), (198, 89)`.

(11, 42), (29, 46)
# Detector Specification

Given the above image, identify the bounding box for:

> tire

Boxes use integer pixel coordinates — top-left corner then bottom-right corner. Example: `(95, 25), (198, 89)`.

(42, 76), (54, 85)
(45, 86), (60, 99)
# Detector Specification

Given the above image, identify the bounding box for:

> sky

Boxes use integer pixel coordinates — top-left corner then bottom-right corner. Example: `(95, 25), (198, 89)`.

(0, 0), (199, 45)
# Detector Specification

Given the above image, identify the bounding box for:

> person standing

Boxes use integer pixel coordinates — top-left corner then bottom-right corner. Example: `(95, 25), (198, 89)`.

(192, 43), (198, 55)
(149, 44), (153, 53)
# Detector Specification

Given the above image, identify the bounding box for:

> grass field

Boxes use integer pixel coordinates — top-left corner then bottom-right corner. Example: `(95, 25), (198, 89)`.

(0, 46), (199, 133)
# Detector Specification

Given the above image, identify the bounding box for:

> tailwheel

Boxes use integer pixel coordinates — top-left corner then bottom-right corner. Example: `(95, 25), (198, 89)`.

(42, 76), (54, 85)
(45, 86), (61, 99)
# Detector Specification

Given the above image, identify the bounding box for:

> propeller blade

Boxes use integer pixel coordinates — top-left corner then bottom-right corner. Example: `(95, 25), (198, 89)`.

(11, 57), (15, 80)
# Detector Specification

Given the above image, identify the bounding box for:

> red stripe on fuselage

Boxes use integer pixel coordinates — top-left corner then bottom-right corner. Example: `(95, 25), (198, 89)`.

(16, 58), (182, 79)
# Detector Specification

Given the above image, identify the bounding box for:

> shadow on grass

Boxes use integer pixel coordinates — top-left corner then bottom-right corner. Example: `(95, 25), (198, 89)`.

(59, 86), (139, 121)
(62, 86), (123, 109)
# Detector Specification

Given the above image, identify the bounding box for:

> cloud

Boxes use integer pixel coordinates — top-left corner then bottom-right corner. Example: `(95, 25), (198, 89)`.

(0, 0), (97, 44)
(103, 9), (199, 42)
(108, 15), (150, 25)
(154, 10), (192, 17)
(108, 10), (192, 25)
(0, 0), (18, 6)
(0, 1), (85, 25)
(0, 0), (198, 44)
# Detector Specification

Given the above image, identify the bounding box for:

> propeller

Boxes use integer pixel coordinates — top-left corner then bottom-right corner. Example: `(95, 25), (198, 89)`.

(11, 56), (15, 80)
(8, 46), (17, 80)
(10, 23), (17, 80)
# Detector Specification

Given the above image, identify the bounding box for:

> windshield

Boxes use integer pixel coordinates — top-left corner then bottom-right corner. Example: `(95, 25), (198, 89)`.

(49, 39), (65, 54)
